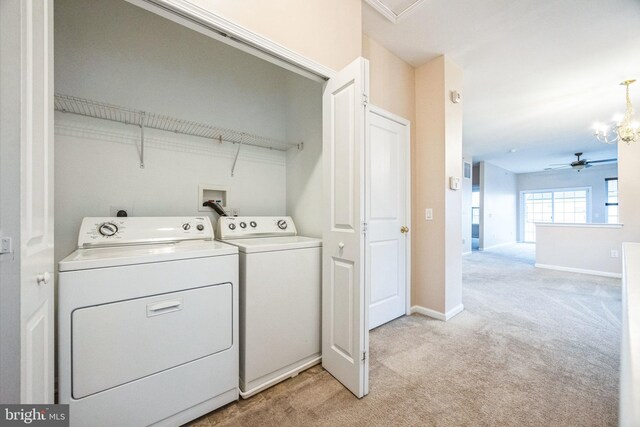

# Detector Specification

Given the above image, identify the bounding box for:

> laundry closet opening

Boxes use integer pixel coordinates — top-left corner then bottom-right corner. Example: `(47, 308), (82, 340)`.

(54, 0), (324, 267)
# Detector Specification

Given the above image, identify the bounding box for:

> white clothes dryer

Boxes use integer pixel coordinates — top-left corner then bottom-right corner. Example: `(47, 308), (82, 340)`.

(58, 217), (238, 427)
(216, 216), (322, 398)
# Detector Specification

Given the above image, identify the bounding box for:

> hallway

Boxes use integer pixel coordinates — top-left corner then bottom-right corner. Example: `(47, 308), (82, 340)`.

(191, 245), (621, 427)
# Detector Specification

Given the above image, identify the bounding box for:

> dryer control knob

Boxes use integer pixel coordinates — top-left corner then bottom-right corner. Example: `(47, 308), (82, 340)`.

(240, 222), (247, 228)
(228, 223), (236, 230)
(98, 222), (118, 237)
(250, 221), (257, 228)
(277, 220), (288, 230)
(182, 223), (191, 230)
(196, 224), (204, 231)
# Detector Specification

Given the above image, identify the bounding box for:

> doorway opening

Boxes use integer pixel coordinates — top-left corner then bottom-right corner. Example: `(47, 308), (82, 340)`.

(472, 188), (480, 251)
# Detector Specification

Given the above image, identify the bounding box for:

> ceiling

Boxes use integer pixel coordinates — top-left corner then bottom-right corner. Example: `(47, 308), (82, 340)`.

(363, 0), (640, 173)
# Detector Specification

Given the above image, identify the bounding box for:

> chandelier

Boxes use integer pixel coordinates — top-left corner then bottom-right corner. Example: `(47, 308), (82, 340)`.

(593, 79), (639, 144)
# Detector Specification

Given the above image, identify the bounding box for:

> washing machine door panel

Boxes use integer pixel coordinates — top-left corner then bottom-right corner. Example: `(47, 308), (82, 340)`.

(72, 283), (232, 399)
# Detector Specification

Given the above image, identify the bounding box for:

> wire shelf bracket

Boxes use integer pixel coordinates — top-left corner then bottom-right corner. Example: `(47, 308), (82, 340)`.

(54, 93), (302, 172)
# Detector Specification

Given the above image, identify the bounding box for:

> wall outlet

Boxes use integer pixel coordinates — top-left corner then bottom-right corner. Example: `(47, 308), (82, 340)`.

(224, 207), (239, 217)
(611, 250), (619, 258)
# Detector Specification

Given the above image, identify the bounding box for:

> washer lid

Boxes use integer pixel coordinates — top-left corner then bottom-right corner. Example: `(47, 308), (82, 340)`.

(59, 240), (237, 272)
(219, 236), (322, 253)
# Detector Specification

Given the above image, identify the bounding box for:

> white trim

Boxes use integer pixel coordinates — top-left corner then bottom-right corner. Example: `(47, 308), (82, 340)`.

(239, 356), (321, 399)
(368, 106), (410, 127)
(411, 304), (464, 321)
(364, 0), (427, 24)
(535, 223), (623, 229)
(462, 251), (472, 256)
(535, 263), (622, 279)
(479, 241), (517, 251)
(367, 105), (412, 317)
(127, 0), (336, 82)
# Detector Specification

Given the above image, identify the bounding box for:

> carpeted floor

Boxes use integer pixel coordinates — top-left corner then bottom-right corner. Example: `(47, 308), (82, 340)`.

(189, 244), (621, 427)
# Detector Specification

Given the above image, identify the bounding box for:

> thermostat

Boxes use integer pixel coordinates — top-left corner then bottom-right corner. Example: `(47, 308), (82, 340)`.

(449, 176), (461, 190)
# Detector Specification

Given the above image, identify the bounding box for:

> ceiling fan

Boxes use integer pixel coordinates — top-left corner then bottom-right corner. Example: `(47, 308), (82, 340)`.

(545, 152), (616, 172)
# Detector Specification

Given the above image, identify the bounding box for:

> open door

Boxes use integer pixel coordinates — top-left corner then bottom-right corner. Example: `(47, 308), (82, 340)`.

(366, 107), (410, 330)
(322, 57), (370, 398)
(20, 0), (55, 403)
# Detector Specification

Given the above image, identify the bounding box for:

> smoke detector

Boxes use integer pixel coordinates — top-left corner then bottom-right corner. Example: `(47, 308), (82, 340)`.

(364, 0), (427, 23)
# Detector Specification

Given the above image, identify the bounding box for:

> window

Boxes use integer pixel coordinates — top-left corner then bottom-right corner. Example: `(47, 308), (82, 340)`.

(471, 190), (480, 225)
(521, 188), (590, 242)
(605, 178), (618, 224)
(463, 161), (471, 179)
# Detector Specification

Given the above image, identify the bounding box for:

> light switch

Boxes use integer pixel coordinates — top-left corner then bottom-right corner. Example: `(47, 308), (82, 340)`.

(425, 208), (433, 221)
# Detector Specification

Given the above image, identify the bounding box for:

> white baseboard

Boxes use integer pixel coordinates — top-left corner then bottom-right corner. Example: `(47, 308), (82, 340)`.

(479, 241), (517, 251)
(462, 251), (472, 256)
(411, 304), (464, 321)
(535, 263), (622, 279)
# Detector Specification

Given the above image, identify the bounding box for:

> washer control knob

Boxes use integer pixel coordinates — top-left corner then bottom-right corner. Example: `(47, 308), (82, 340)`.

(277, 219), (288, 230)
(196, 224), (204, 231)
(182, 223), (191, 230)
(98, 222), (118, 237)
(250, 221), (257, 228)
(240, 222), (247, 229)
(228, 223), (236, 230)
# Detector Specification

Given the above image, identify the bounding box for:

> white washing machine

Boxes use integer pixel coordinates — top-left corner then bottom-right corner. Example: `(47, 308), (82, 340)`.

(58, 217), (238, 427)
(216, 216), (322, 398)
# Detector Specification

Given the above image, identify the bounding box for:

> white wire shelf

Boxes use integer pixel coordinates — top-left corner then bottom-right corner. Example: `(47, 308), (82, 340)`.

(54, 93), (301, 172)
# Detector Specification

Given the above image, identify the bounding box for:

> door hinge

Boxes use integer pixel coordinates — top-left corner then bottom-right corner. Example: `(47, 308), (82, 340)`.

(361, 222), (368, 235)
(362, 93), (369, 107)
(361, 351), (367, 362)
(0, 237), (12, 254)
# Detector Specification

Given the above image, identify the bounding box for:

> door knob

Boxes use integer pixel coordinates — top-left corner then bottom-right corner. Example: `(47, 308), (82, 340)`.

(400, 226), (409, 234)
(338, 242), (345, 249)
(36, 272), (50, 285)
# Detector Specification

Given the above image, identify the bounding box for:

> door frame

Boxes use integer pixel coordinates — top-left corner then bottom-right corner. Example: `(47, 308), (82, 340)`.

(366, 105), (412, 317)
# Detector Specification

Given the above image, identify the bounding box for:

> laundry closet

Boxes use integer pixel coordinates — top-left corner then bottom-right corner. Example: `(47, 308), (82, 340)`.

(54, 0), (324, 266)
(49, 0), (409, 419)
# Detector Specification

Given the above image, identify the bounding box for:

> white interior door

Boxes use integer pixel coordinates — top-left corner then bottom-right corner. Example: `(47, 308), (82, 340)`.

(366, 107), (410, 330)
(322, 57), (370, 398)
(20, 0), (55, 404)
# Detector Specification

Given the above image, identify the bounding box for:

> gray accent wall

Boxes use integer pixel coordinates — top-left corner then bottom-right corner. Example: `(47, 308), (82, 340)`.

(0, 0), (22, 403)
(479, 161), (518, 249)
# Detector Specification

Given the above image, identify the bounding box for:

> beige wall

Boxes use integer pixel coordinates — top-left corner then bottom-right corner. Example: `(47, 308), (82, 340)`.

(185, 0), (361, 71)
(361, 35), (415, 123)
(413, 56), (463, 316)
(443, 59), (464, 314)
(618, 139), (640, 242)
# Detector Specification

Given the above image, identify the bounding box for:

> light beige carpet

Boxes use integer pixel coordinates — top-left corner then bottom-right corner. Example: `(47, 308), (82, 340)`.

(189, 244), (621, 426)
